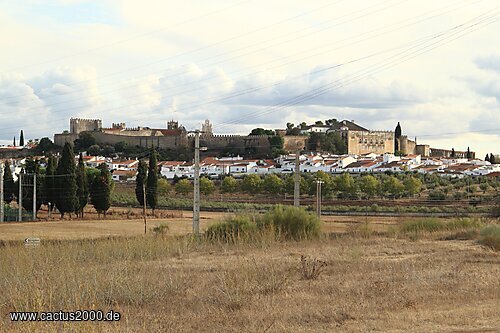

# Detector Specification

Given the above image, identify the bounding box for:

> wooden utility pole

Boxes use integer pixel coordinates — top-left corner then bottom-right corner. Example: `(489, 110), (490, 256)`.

(294, 150), (300, 207)
(316, 180), (324, 217)
(0, 163), (4, 223)
(193, 130), (201, 235)
(18, 173), (22, 222)
(33, 173), (36, 221)
(143, 184), (147, 235)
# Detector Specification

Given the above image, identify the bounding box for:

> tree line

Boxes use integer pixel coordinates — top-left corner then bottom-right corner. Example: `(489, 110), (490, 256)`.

(2, 143), (112, 219)
(165, 171), (498, 201)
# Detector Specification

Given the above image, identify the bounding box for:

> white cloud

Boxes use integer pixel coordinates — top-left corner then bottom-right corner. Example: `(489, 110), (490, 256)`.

(0, 0), (499, 157)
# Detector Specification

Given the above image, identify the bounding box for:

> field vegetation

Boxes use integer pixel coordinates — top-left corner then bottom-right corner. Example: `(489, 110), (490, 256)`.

(0, 211), (498, 332)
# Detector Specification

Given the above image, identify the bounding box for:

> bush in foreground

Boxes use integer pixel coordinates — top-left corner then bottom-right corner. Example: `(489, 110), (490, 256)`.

(258, 206), (321, 240)
(479, 224), (500, 251)
(206, 206), (321, 242)
(205, 215), (257, 242)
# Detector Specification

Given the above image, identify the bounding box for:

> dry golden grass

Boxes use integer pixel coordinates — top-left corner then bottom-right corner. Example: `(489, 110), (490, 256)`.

(0, 227), (499, 332)
(0, 207), (401, 242)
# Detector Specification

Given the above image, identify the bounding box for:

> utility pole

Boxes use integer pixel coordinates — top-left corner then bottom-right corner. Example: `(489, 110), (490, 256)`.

(316, 180), (324, 218)
(193, 130), (201, 235)
(33, 173), (36, 221)
(0, 163), (4, 223)
(18, 173), (22, 222)
(143, 184), (147, 235)
(294, 150), (300, 207)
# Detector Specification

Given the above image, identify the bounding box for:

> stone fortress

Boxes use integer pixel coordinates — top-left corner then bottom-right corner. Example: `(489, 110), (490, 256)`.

(54, 118), (474, 158)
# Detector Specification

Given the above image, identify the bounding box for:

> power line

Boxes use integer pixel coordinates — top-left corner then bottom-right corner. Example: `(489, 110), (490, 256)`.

(1, 0), (253, 75)
(0, 0), (473, 114)
(2, 3), (493, 137)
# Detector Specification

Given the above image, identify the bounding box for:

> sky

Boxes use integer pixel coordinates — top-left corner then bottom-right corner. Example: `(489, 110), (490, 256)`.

(0, 0), (499, 158)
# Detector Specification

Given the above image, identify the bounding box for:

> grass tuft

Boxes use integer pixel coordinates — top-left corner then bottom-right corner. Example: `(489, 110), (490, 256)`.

(478, 224), (500, 251)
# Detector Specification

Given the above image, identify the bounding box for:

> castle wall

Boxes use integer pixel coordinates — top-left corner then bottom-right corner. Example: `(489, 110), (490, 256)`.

(416, 144), (430, 157)
(283, 136), (308, 152)
(346, 131), (394, 155)
(54, 133), (78, 147)
(91, 132), (188, 149)
(198, 135), (271, 153)
(399, 136), (417, 155)
(430, 148), (475, 159)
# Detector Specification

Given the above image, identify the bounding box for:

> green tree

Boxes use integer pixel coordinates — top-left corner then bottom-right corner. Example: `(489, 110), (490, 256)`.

(87, 144), (101, 156)
(200, 177), (215, 195)
(490, 153), (496, 164)
(21, 158), (43, 215)
(2, 160), (15, 204)
(146, 150), (158, 213)
(221, 176), (238, 193)
(73, 132), (96, 150)
(55, 142), (78, 218)
(268, 136), (284, 149)
(44, 154), (57, 213)
(175, 178), (192, 195)
(241, 174), (263, 193)
(466, 147), (472, 159)
(485, 154), (490, 162)
(19, 130), (24, 147)
(34, 137), (55, 154)
(334, 172), (357, 199)
(90, 164), (111, 218)
(157, 178), (171, 196)
(382, 176), (405, 198)
(357, 175), (379, 199)
(262, 174), (284, 194)
(75, 153), (88, 218)
(249, 128), (275, 136)
(135, 160), (147, 206)
(403, 176), (423, 197)
(284, 174), (308, 195)
(479, 182), (489, 194)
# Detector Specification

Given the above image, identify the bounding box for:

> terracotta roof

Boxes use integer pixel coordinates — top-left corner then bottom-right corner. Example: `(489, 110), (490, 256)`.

(486, 172), (500, 178)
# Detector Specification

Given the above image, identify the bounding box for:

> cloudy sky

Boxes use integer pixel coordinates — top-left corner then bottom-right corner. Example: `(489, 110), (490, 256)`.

(0, 0), (499, 158)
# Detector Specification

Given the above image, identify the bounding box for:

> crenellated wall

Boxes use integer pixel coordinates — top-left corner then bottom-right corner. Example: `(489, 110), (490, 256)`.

(70, 118), (102, 134)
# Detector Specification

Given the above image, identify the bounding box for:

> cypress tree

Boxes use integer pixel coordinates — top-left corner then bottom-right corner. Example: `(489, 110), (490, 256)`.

(3, 160), (15, 204)
(55, 142), (78, 218)
(19, 130), (24, 147)
(22, 158), (43, 215)
(90, 163), (111, 219)
(451, 148), (455, 158)
(490, 153), (496, 164)
(485, 154), (490, 162)
(13, 136), (16, 147)
(44, 154), (57, 214)
(75, 153), (88, 218)
(135, 160), (147, 206)
(466, 147), (471, 159)
(146, 150), (158, 213)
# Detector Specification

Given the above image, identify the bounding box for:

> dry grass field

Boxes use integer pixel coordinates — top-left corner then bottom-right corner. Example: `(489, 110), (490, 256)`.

(0, 206), (399, 241)
(0, 213), (499, 332)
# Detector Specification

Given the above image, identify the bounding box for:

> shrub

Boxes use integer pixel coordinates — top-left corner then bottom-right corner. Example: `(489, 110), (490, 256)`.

(151, 224), (169, 236)
(258, 205), (321, 240)
(399, 218), (483, 235)
(205, 215), (257, 242)
(492, 199), (500, 218)
(428, 189), (446, 200)
(300, 255), (327, 280)
(478, 225), (500, 251)
(400, 218), (443, 234)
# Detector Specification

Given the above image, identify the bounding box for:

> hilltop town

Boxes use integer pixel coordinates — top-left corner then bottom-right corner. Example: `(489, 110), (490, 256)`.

(1, 117), (498, 182)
